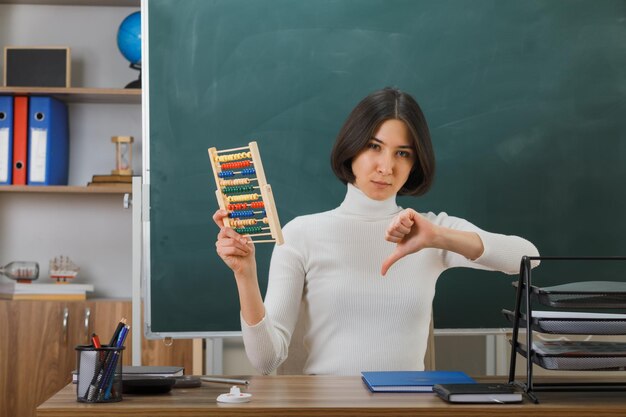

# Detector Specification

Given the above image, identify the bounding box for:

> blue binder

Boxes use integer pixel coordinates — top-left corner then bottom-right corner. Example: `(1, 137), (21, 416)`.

(27, 96), (69, 185)
(0, 96), (13, 185)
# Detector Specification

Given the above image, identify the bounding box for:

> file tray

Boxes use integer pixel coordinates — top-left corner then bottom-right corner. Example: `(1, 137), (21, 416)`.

(513, 281), (626, 308)
(516, 341), (626, 371)
(502, 309), (626, 334)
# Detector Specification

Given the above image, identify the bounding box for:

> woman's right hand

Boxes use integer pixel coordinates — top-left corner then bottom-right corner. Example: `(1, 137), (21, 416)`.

(213, 210), (257, 278)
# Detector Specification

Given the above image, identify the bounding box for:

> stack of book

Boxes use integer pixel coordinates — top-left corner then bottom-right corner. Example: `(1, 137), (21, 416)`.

(87, 174), (132, 188)
(0, 281), (94, 300)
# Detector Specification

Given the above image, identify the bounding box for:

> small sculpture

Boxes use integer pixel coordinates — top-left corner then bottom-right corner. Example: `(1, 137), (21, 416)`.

(49, 256), (80, 283)
(0, 261), (39, 283)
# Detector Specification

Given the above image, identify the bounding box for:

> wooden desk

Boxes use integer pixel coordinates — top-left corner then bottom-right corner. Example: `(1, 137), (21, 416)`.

(37, 375), (626, 417)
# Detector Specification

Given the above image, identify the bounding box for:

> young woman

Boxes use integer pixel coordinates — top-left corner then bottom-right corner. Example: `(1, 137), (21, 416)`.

(213, 87), (539, 375)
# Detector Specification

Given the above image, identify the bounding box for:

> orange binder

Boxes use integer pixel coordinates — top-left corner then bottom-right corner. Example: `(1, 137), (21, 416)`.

(12, 96), (28, 185)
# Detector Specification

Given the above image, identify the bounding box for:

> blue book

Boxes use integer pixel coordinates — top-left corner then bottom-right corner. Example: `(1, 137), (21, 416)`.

(27, 96), (69, 185)
(0, 96), (13, 185)
(361, 371), (475, 392)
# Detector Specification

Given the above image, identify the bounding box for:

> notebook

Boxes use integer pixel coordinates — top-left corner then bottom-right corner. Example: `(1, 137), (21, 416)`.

(361, 371), (475, 392)
(433, 383), (522, 403)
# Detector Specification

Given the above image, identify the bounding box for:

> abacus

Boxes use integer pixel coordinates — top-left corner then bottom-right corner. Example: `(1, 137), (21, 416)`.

(208, 141), (284, 245)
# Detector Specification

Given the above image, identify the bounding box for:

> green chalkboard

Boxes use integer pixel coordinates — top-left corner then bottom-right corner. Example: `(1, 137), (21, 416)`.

(145, 0), (626, 335)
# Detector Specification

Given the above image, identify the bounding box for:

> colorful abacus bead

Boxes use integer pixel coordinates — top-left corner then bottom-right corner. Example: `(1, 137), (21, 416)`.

(235, 226), (263, 234)
(229, 210), (255, 218)
(230, 219), (257, 228)
(220, 178), (250, 186)
(227, 193), (260, 203)
(220, 160), (252, 170)
(214, 151), (251, 162)
(241, 168), (256, 176)
(218, 171), (235, 178)
(227, 201), (264, 211)
(222, 185), (255, 194)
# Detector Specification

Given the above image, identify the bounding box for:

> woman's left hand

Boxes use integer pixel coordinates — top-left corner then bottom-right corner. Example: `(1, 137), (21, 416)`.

(381, 208), (439, 276)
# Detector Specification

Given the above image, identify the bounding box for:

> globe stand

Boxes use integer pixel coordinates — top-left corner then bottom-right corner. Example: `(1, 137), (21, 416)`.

(125, 63), (141, 89)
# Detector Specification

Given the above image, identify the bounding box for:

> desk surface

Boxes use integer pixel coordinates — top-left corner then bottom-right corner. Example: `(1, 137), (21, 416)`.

(37, 375), (626, 417)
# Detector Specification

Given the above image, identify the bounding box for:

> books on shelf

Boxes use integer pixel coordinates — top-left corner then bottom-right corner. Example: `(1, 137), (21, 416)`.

(361, 371), (475, 393)
(87, 174), (132, 187)
(89, 174), (132, 183)
(0, 281), (94, 300)
(433, 383), (522, 403)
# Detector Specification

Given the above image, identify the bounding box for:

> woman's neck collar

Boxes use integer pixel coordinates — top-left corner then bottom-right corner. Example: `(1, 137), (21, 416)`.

(337, 183), (400, 218)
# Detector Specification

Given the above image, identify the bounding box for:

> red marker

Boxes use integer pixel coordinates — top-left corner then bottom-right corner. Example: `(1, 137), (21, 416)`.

(91, 333), (101, 348)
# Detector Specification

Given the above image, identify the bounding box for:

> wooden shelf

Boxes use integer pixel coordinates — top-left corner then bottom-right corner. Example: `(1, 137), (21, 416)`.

(0, 87), (141, 104)
(0, 185), (131, 194)
(0, 0), (139, 6)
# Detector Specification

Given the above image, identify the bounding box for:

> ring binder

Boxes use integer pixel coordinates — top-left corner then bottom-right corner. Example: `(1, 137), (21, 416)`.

(0, 96), (13, 185)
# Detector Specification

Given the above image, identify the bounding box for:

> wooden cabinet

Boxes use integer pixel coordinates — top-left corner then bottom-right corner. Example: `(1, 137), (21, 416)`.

(0, 300), (83, 417)
(0, 299), (193, 417)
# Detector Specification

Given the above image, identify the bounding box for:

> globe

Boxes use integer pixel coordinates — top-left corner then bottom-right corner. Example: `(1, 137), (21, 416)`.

(117, 11), (141, 65)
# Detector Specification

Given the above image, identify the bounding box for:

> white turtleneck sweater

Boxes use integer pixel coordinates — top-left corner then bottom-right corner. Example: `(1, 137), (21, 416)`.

(241, 183), (539, 375)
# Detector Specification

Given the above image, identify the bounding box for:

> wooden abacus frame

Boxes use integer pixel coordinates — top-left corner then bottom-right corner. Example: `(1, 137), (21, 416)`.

(208, 141), (284, 245)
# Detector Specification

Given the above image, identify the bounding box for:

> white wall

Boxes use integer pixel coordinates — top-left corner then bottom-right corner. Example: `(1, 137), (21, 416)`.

(0, 4), (140, 298)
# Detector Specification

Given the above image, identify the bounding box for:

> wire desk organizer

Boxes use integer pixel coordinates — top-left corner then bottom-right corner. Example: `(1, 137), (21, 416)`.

(208, 141), (284, 245)
(506, 256), (626, 403)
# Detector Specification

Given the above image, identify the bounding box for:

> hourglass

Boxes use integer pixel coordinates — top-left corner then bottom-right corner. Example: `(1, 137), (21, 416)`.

(111, 136), (134, 175)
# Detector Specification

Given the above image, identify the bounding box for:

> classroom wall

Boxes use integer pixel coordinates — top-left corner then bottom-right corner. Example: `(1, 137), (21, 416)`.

(0, 4), (140, 298)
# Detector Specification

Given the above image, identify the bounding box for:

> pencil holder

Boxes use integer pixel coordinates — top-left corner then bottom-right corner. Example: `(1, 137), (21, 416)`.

(75, 345), (125, 403)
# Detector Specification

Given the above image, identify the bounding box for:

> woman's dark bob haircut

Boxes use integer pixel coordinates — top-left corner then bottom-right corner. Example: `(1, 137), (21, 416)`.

(330, 87), (435, 196)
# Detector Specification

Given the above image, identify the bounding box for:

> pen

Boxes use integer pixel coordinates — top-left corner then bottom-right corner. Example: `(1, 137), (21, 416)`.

(108, 318), (127, 346)
(116, 325), (130, 347)
(91, 332), (105, 366)
(201, 376), (249, 386)
(103, 325), (130, 400)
